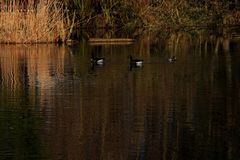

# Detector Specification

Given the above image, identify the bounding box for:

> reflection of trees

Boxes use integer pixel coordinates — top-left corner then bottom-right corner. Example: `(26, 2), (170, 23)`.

(162, 29), (235, 55)
(1, 32), (240, 159)
(147, 30), (240, 159)
(46, 33), (240, 160)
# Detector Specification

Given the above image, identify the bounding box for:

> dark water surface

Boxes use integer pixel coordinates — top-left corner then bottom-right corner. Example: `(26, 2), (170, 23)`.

(1, 32), (240, 160)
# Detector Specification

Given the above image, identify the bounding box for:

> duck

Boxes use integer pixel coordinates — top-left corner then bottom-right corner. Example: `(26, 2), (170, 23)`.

(129, 55), (143, 67)
(168, 56), (176, 63)
(91, 53), (105, 65)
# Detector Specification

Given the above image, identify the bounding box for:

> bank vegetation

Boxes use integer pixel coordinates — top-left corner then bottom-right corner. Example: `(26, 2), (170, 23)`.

(0, 0), (240, 43)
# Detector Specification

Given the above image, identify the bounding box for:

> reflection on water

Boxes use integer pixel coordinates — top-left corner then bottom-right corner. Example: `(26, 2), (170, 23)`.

(1, 31), (240, 160)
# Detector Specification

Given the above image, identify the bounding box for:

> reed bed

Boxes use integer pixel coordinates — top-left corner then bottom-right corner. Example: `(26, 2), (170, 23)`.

(0, 0), (71, 43)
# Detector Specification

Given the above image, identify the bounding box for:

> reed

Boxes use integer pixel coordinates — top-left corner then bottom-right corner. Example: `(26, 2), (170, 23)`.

(0, 0), (72, 43)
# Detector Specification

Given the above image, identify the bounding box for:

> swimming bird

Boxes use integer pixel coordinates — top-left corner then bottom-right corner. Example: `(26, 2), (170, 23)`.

(91, 53), (105, 65)
(168, 56), (176, 63)
(129, 55), (143, 67)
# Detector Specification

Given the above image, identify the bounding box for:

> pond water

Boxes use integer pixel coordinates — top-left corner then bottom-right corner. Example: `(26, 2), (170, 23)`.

(0, 31), (240, 160)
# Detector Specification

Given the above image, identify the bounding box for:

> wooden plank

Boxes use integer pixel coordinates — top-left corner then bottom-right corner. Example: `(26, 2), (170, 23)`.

(88, 42), (134, 45)
(88, 38), (135, 43)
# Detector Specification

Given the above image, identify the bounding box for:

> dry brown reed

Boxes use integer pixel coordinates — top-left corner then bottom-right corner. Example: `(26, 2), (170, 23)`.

(0, 0), (71, 43)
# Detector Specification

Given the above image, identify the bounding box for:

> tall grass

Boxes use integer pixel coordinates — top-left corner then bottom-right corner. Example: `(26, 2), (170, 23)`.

(0, 0), (72, 43)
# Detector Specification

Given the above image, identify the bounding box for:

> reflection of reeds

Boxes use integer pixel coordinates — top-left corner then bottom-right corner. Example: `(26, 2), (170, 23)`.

(0, 44), (66, 100)
(0, 0), (70, 43)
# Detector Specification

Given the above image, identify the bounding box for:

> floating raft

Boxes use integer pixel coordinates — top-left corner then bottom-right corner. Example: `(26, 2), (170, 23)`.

(88, 38), (135, 45)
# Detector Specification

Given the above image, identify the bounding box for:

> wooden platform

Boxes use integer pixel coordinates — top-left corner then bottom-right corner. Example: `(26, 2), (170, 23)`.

(88, 38), (135, 45)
